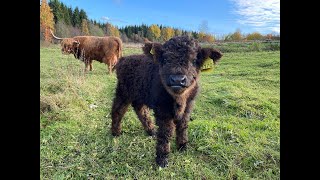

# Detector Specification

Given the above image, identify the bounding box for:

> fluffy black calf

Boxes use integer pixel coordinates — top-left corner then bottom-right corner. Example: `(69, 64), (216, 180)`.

(111, 36), (222, 167)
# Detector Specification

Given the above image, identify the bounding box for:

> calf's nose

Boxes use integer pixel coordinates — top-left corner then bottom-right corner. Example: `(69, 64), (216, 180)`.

(169, 75), (187, 86)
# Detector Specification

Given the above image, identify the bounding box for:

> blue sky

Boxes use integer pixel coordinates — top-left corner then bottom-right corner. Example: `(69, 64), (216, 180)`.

(57, 0), (280, 35)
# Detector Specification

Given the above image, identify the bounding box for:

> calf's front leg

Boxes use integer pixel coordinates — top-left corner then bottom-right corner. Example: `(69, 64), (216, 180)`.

(155, 119), (174, 167)
(175, 100), (194, 151)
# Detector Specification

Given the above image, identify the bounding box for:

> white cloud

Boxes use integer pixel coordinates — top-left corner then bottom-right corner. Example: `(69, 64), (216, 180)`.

(101, 16), (128, 24)
(230, 0), (280, 33)
(101, 16), (110, 21)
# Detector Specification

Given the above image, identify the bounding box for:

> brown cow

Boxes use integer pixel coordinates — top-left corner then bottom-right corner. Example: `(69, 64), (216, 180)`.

(51, 30), (122, 74)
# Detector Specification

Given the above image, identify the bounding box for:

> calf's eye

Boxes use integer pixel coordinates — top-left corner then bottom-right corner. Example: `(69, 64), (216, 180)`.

(192, 60), (197, 66)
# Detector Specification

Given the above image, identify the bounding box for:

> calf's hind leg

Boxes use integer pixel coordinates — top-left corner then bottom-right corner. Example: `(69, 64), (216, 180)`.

(132, 102), (156, 136)
(111, 95), (130, 136)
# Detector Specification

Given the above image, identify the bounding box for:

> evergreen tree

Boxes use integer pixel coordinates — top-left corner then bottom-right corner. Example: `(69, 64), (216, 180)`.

(72, 7), (81, 27)
(127, 27), (132, 38)
(141, 24), (148, 38)
(48, 0), (62, 23)
(46, 2), (206, 42)
(192, 31), (199, 39)
(62, 4), (71, 25)
(79, 9), (88, 22)
(68, 7), (73, 24)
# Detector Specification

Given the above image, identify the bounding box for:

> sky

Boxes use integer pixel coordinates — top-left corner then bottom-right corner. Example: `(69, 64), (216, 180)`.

(57, 0), (280, 35)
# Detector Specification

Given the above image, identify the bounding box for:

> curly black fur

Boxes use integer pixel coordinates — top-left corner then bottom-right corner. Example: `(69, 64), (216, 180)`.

(111, 36), (222, 167)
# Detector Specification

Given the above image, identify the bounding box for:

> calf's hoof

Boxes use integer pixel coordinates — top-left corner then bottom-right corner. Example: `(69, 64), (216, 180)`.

(156, 155), (169, 168)
(111, 130), (122, 137)
(178, 143), (188, 151)
(146, 129), (157, 137)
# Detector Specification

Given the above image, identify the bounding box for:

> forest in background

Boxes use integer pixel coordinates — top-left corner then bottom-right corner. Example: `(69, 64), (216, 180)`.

(40, 0), (280, 43)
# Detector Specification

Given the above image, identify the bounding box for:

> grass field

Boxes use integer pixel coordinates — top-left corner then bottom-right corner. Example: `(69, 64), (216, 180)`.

(40, 44), (280, 179)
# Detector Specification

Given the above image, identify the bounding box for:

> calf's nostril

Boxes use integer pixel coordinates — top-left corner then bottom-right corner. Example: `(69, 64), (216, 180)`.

(170, 76), (175, 84)
(181, 77), (186, 85)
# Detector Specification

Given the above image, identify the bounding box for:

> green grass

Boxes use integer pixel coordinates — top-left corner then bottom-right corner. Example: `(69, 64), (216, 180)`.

(201, 41), (280, 53)
(40, 44), (280, 179)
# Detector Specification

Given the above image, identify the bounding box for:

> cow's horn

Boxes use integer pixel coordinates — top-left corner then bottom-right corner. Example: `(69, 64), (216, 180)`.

(50, 29), (63, 40)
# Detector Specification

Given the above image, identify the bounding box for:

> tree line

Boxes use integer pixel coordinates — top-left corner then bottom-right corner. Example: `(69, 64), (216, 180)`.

(40, 0), (280, 43)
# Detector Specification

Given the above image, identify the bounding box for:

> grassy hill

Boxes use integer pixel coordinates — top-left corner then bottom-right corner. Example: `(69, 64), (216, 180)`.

(40, 44), (280, 179)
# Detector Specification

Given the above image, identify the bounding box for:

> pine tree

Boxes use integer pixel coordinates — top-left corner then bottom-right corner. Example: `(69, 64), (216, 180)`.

(48, 0), (59, 23)
(50, 0), (65, 24)
(127, 27), (132, 38)
(141, 24), (148, 38)
(68, 7), (73, 24)
(61, 4), (71, 25)
(72, 7), (81, 27)
(79, 9), (88, 23)
(192, 31), (198, 39)
(40, 0), (55, 42)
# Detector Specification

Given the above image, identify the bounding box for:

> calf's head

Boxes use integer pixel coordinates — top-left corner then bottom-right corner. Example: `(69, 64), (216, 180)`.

(145, 36), (222, 96)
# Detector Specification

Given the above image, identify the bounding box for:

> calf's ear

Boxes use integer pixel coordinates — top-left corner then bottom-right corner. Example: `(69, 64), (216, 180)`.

(143, 42), (163, 63)
(142, 42), (154, 58)
(196, 47), (223, 72)
(195, 47), (223, 72)
(197, 47), (223, 66)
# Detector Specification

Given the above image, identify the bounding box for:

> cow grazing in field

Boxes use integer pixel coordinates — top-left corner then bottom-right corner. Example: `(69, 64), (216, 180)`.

(111, 36), (223, 167)
(50, 30), (122, 74)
